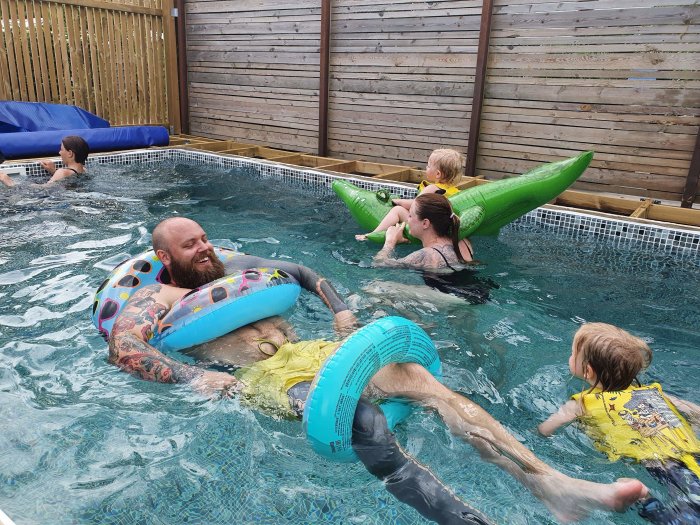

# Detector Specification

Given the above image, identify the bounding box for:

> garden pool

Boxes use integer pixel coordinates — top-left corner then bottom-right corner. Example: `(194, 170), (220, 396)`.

(0, 149), (699, 525)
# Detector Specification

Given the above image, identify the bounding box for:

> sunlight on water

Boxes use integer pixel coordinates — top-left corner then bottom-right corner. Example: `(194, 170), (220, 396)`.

(0, 159), (698, 524)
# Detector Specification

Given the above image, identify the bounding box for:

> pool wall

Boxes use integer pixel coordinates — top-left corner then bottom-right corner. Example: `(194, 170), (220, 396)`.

(6, 147), (700, 256)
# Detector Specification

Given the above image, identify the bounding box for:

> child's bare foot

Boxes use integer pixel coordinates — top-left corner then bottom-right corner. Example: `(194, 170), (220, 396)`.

(355, 234), (368, 241)
(539, 476), (647, 523)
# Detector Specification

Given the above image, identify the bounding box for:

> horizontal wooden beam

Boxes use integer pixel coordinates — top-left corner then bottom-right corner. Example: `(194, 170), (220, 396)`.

(38, 0), (162, 16)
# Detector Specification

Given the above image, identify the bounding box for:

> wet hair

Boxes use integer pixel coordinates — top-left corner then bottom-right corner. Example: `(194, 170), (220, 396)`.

(414, 193), (466, 264)
(430, 149), (464, 185)
(573, 322), (652, 391)
(62, 135), (89, 164)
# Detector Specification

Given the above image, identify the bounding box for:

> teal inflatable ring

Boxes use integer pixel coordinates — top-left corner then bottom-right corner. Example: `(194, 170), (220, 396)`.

(303, 316), (441, 462)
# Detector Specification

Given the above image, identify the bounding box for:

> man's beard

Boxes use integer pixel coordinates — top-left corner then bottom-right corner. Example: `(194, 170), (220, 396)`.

(168, 249), (226, 289)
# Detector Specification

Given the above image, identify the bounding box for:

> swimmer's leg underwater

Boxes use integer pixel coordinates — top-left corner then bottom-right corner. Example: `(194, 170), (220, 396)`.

(637, 459), (700, 525)
(289, 382), (492, 525)
(353, 399), (492, 525)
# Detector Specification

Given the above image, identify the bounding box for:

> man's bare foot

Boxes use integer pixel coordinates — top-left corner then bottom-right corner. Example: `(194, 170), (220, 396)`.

(539, 475), (647, 523)
(355, 233), (368, 241)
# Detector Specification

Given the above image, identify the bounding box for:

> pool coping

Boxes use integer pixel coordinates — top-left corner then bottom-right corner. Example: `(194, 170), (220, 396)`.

(5, 147), (700, 256)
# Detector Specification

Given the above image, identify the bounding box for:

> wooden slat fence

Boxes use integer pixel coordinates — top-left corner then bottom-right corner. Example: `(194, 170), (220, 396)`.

(327, 0), (480, 167)
(185, 0), (700, 202)
(0, 0), (177, 128)
(186, 0), (321, 151)
(482, 0), (700, 201)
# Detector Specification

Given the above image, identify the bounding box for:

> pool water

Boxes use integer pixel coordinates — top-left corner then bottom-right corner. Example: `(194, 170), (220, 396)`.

(0, 160), (699, 524)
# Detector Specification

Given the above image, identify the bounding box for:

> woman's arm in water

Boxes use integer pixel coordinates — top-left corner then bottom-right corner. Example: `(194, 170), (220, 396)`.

(373, 223), (444, 270)
(0, 167), (80, 188)
(108, 285), (239, 396)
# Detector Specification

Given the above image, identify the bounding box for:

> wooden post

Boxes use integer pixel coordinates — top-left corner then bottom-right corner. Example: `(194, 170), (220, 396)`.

(681, 128), (700, 208)
(318, 0), (331, 157)
(465, 0), (494, 178)
(175, 0), (189, 134)
(163, 0), (181, 134)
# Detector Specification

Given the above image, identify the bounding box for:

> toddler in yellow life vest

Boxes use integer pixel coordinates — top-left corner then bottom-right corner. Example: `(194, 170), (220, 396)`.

(355, 148), (464, 241)
(539, 322), (700, 524)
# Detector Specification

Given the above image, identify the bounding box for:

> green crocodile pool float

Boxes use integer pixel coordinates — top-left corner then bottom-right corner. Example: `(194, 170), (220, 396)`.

(332, 151), (593, 243)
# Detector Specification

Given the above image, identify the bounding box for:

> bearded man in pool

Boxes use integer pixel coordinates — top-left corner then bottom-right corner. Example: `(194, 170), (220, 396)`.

(108, 217), (647, 524)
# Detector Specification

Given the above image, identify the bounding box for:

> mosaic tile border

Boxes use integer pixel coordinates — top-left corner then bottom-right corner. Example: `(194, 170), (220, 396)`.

(513, 207), (700, 254)
(4, 147), (699, 255)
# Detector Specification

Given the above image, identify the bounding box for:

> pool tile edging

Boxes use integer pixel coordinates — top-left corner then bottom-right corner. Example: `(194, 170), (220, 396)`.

(6, 147), (699, 256)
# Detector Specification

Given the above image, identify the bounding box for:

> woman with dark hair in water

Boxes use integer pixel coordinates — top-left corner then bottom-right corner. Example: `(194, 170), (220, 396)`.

(372, 192), (499, 304)
(0, 135), (89, 187)
(374, 192), (473, 269)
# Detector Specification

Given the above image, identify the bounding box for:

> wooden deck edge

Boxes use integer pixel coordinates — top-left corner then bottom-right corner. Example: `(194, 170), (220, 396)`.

(172, 135), (700, 229)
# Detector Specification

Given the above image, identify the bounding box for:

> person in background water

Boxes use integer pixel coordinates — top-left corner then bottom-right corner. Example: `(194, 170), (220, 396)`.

(356, 148), (464, 241)
(0, 135), (89, 188)
(539, 322), (700, 524)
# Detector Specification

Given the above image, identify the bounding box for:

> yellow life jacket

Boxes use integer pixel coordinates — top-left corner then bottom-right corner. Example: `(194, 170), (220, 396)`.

(573, 383), (700, 477)
(417, 180), (459, 197)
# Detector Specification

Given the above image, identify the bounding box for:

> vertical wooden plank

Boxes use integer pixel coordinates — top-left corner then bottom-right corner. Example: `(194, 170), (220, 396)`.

(123, 11), (135, 124)
(175, 0), (188, 132)
(143, 13), (156, 123)
(318, 0), (331, 156)
(128, 12), (140, 124)
(100, 9), (116, 122)
(67, 4), (87, 109)
(162, 0), (181, 132)
(77, 5), (94, 113)
(681, 130), (700, 208)
(0, 1), (14, 99)
(86, 7), (103, 118)
(64, 3), (79, 106)
(40, 1), (59, 103)
(11, 0), (31, 100)
(30, 0), (52, 102)
(134, 13), (147, 124)
(132, 13), (143, 123)
(465, 0), (494, 178)
(152, 17), (166, 123)
(24, 1), (41, 101)
(112, 11), (128, 124)
(119, 11), (130, 123)
(53, 3), (72, 104)
(45, 2), (66, 104)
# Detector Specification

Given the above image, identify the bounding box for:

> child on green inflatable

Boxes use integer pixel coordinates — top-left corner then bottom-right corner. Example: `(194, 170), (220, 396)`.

(355, 148), (464, 241)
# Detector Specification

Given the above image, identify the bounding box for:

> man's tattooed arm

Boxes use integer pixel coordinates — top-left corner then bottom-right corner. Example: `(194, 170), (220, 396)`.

(108, 285), (204, 384)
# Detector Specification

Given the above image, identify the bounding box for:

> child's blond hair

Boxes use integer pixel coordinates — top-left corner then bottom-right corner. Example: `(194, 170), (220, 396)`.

(573, 322), (652, 391)
(430, 149), (464, 185)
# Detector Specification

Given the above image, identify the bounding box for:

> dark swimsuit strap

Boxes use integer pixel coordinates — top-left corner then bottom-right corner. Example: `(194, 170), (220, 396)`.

(464, 240), (474, 259)
(65, 167), (80, 175)
(432, 247), (457, 271)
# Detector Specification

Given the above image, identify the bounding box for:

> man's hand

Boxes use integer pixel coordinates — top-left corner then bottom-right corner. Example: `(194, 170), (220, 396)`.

(334, 310), (358, 337)
(40, 159), (56, 174)
(190, 371), (241, 398)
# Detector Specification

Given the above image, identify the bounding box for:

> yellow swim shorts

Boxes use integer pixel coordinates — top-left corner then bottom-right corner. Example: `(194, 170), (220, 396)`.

(235, 339), (339, 417)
